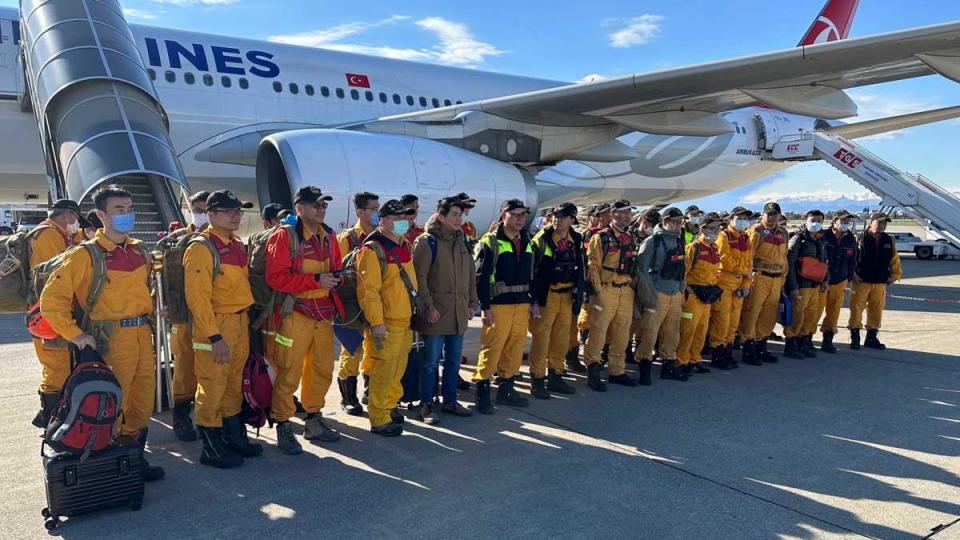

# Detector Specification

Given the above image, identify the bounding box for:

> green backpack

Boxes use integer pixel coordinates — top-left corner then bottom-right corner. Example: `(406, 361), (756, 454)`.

(0, 226), (54, 313)
(160, 232), (221, 325)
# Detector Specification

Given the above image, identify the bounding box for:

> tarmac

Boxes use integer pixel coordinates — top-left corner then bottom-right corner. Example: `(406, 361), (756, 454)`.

(1, 254), (959, 539)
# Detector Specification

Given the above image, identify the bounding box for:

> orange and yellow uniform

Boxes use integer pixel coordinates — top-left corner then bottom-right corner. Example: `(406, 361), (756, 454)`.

(678, 236), (721, 365)
(29, 220), (77, 394)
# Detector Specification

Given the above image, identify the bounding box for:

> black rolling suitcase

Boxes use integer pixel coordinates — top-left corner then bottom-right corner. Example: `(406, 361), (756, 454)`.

(41, 443), (145, 530)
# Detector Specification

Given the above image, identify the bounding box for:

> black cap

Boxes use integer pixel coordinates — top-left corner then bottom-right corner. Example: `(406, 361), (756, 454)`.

(50, 199), (80, 212)
(206, 190), (254, 211)
(400, 194), (419, 207)
(700, 212), (724, 227)
(611, 199), (632, 211)
(640, 208), (661, 224)
(595, 202), (612, 215)
(500, 199), (529, 214)
(294, 186), (333, 205)
(553, 202), (578, 219)
(869, 211), (891, 223)
(833, 209), (855, 220)
(662, 207), (684, 219)
(85, 209), (103, 229)
(380, 199), (416, 218)
(456, 192), (477, 208)
(438, 196), (466, 212)
(684, 205), (702, 215)
(261, 203), (284, 221)
(763, 202), (782, 214)
(729, 206), (752, 217)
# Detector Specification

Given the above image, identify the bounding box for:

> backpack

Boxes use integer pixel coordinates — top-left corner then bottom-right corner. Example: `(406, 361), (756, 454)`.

(0, 226), (55, 313)
(241, 352), (275, 430)
(44, 348), (122, 461)
(248, 225), (300, 331)
(160, 232), (220, 325)
(336, 240), (388, 331)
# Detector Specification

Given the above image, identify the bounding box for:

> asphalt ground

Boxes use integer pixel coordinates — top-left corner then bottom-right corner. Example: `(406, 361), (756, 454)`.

(1, 254), (959, 539)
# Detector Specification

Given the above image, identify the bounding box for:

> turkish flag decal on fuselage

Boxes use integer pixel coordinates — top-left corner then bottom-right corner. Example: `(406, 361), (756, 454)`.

(346, 73), (370, 88)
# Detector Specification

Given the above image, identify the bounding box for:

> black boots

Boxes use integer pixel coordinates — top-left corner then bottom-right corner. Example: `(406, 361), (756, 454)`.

(338, 377), (364, 416)
(587, 363), (607, 392)
(495, 377), (529, 407)
(660, 360), (688, 381)
(800, 336), (818, 358)
(199, 426), (244, 469)
(864, 329), (886, 350)
(137, 429), (166, 481)
(531, 377), (551, 400)
(475, 380), (494, 414)
(609, 372), (639, 387)
(172, 400), (198, 442)
(547, 370), (576, 394)
(638, 360), (653, 386)
(565, 346), (587, 373)
(741, 341), (762, 366)
(711, 347), (733, 370)
(222, 415), (264, 457)
(821, 331), (837, 354)
(32, 392), (59, 429)
(757, 340), (779, 363)
(784, 337), (805, 359)
(849, 329), (861, 350)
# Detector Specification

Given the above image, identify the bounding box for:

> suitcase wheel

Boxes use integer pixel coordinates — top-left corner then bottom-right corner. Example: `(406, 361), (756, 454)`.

(41, 507), (50, 518)
(44, 516), (59, 530)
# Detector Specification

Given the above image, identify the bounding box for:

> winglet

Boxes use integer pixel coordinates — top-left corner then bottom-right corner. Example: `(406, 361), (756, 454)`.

(798, 0), (861, 46)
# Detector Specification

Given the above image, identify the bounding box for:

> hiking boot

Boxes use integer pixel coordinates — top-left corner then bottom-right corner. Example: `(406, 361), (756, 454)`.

(741, 341), (762, 366)
(198, 427), (243, 469)
(849, 329), (861, 350)
(361, 374), (370, 405)
(864, 329), (886, 350)
(222, 415), (264, 456)
(495, 377), (530, 407)
(609, 373), (639, 387)
(565, 347), (587, 373)
(441, 402), (473, 417)
(638, 360), (653, 386)
(32, 392), (59, 429)
(275, 421), (302, 455)
(547, 370), (576, 395)
(417, 403), (440, 425)
(586, 363), (607, 392)
(475, 380), (494, 415)
(758, 340), (779, 363)
(693, 362), (711, 374)
(457, 375), (471, 391)
(302, 413), (340, 442)
(727, 346), (740, 369)
(136, 429), (166, 481)
(660, 360), (688, 381)
(172, 400), (198, 442)
(801, 335), (818, 358)
(371, 422), (403, 437)
(530, 377), (551, 400)
(821, 331), (838, 354)
(711, 347), (732, 370)
(390, 408), (405, 424)
(783, 337), (805, 359)
(339, 377), (364, 416)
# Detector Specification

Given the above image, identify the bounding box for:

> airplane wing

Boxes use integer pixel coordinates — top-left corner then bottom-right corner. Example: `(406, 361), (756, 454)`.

(825, 105), (960, 139)
(370, 21), (960, 141)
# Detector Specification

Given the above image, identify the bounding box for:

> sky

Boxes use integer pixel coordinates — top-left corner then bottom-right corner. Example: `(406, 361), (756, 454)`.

(4, 0), (959, 209)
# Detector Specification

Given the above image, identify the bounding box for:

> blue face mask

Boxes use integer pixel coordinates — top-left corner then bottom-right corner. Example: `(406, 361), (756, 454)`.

(370, 214), (381, 227)
(807, 221), (823, 233)
(281, 214), (297, 226)
(111, 213), (135, 234)
(393, 220), (410, 237)
(734, 219), (749, 232)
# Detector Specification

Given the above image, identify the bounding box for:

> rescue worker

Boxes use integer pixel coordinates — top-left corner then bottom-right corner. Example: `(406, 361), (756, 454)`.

(29, 198), (82, 429)
(584, 199), (641, 390)
(848, 212), (902, 350)
(164, 190), (209, 442)
(707, 207), (753, 370)
(628, 208), (661, 364)
(260, 203), (284, 230)
(783, 210), (830, 359)
(184, 190), (261, 468)
(457, 192), (479, 252)
(817, 210), (858, 353)
(400, 193), (425, 243)
(411, 196), (477, 422)
(529, 203), (583, 399)
(473, 199), (536, 412)
(738, 202), (788, 366)
(40, 185), (164, 481)
(636, 207), (687, 382)
(336, 192), (380, 416)
(570, 202), (612, 374)
(682, 205), (704, 245)
(357, 199), (418, 435)
(677, 213), (723, 376)
(265, 186), (343, 454)
(82, 209), (102, 240)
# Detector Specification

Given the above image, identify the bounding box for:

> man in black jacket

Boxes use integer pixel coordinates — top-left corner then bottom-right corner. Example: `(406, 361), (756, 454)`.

(783, 210), (830, 359)
(847, 212), (902, 350)
(816, 210), (858, 353)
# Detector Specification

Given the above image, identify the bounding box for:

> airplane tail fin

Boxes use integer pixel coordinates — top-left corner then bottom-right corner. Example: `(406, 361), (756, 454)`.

(798, 0), (861, 46)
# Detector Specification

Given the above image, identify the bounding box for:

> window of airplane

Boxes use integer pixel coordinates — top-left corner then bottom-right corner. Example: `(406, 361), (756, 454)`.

(379, 92), (387, 103)
(239, 78), (249, 90)
(289, 83), (299, 95)
(432, 98), (440, 108)
(273, 81), (282, 93)
(164, 70), (175, 83)
(336, 88), (345, 99)
(406, 95), (414, 106)
(456, 100), (463, 105)
(203, 74), (214, 87)
(305, 84), (315, 96)
(148, 69), (156, 81)
(444, 99), (451, 107)
(321, 86), (330, 97)
(183, 72), (195, 85)
(221, 76), (232, 88)
(365, 91), (374, 102)
(350, 89), (359, 100)
(393, 94), (401, 105)
(419, 97), (427, 107)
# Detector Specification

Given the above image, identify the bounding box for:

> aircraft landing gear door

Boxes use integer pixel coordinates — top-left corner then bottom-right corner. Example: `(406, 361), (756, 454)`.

(412, 138), (455, 208)
(754, 111), (779, 151)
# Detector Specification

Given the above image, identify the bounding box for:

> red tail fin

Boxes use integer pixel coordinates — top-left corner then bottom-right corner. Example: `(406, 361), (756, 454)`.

(798, 0), (860, 46)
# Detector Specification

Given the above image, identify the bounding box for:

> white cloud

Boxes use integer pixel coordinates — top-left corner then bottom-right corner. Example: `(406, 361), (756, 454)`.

(123, 8), (157, 20)
(577, 73), (607, 83)
(606, 15), (664, 48)
(270, 16), (504, 67)
(847, 91), (943, 141)
(740, 190), (878, 205)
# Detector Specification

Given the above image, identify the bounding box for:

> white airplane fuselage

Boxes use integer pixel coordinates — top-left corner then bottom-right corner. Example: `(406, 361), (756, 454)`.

(0, 8), (799, 229)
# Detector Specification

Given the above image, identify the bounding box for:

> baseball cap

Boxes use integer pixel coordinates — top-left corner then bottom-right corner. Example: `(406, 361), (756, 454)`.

(684, 205), (702, 215)
(611, 199), (632, 211)
(380, 199), (417, 218)
(456, 192), (477, 208)
(553, 202), (578, 219)
(595, 202), (612, 215)
(206, 190), (254, 211)
(85, 209), (103, 229)
(500, 199), (530, 214)
(437, 196), (466, 212)
(661, 207), (684, 219)
(261, 203), (284, 221)
(763, 202), (782, 214)
(833, 209), (856, 220)
(869, 211), (891, 223)
(639, 208), (661, 224)
(700, 212), (724, 227)
(50, 199), (80, 213)
(729, 206), (752, 217)
(294, 186), (333, 205)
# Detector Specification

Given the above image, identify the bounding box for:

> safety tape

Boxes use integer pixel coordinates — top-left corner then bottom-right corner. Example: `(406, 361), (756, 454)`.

(192, 343), (213, 352)
(681, 311), (694, 320)
(888, 294), (960, 305)
(275, 334), (294, 348)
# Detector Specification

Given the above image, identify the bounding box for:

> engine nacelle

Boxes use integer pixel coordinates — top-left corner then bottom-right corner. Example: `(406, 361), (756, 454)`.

(256, 129), (537, 231)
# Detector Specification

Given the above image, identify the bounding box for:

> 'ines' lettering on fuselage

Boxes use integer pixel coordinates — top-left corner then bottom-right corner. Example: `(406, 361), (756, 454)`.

(144, 38), (280, 79)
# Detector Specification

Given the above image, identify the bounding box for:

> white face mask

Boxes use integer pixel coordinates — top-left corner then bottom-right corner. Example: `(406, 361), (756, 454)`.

(838, 223), (852, 232)
(689, 216), (702, 226)
(807, 221), (823, 233)
(734, 220), (749, 232)
(66, 221), (80, 235)
(193, 212), (209, 228)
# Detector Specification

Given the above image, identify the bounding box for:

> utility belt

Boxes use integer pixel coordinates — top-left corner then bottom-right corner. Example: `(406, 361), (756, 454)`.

(549, 285), (575, 294)
(492, 282), (530, 296)
(601, 281), (632, 289)
(601, 265), (633, 276)
(753, 260), (784, 275)
(87, 314), (152, 356)
(759, 271), (782, 278)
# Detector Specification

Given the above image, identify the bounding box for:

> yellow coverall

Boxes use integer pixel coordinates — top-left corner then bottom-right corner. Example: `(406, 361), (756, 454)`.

(678, 237), (721, 366)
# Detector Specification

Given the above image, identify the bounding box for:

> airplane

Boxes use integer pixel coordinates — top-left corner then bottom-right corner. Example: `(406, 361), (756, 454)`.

(1, 0), (959, 235)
